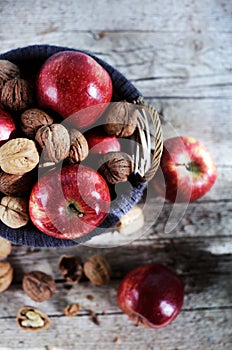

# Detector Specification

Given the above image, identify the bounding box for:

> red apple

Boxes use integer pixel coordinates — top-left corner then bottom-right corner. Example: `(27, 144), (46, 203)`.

(153, 136), (217, 202)
(29, 164), (111, 239)
(84, 126), (121, 154)
(0, 109), (17, 145)
(36, 51), (113, 129)
(117, 263), (184, 329)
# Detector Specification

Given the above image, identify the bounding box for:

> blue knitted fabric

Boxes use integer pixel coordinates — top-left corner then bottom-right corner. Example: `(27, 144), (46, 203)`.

(0, 45), (147, 247)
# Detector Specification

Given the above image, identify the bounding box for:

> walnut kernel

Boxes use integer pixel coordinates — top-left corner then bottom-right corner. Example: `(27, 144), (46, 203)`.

(16, 306), (51, 331)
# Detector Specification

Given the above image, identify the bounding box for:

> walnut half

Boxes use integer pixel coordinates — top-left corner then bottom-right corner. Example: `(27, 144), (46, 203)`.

(16, 306), (51, 331)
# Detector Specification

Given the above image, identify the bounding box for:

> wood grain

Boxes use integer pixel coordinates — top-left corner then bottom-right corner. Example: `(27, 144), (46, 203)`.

(0, 0), (231, 349)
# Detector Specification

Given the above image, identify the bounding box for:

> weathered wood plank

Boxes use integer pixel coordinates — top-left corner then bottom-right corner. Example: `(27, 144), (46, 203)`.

(0, 31), (231, 99)
(0, 0), (231, 34)
(0, 309), (231, 350)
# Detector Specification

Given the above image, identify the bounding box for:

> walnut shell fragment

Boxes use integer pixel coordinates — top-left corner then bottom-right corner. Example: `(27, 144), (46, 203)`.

(83, 255), (111, 286)
(22, 271), (56, 302)
(0, 196), (29, 229)
(16, 306), (51, 331)
(1, 78), (34, 111)
(0, 237), (12, 258)
(98, 151), (134, 184)
(0, 261), (13, 292)
(104, 101), (139, 137)
(0, 138), (39, 175)
(68, 128), (89, 163)
(63, 303), (81, 317)
(35, 124), (70, 163)
(58, 255), (83, 284)
(21, 108), (53, 139)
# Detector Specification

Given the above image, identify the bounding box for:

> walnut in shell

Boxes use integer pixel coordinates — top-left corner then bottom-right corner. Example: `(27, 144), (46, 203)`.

(116, 205), (144, 234)
(104, 101), (139, 137)
(0, 237), (12, 258)
(0, 261), (13, 293)
(98, 151), (134, 184)
(21, 108), (53, 139)
(1, 78), (34, 111)
(0, 138), (39, 175)
(0, 170), (35, 196)
(35, 124), (70, 163)
(0, 59), (20, 93)
(16, 306), (51, 331)
(68, 128), (89, 163)
(0, 196), (29, 229)
(83, 255), (111, 286)
(22, 271), (56, 302)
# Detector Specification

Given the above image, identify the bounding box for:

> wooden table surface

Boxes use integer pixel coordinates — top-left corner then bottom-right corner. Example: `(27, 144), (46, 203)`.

(0, 0), (232, 349)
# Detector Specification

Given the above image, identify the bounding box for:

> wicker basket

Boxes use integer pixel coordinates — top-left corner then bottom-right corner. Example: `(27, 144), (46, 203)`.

(0, 45), (163, 247)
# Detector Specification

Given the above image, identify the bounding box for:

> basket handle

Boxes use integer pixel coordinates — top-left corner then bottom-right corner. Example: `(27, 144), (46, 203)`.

(133, 97), (163, 182)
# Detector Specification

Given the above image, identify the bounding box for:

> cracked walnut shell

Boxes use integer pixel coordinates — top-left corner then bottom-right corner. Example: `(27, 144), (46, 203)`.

(0, 196), (29, 229)
(16, 306), (51, 331)
(0, 138), (39, 175)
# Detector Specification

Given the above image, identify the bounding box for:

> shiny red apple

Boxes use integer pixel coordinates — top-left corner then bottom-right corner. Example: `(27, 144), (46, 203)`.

(153, 136), (217, 202)
(29, 164), (111, 239)
(36, 51), (113, 129)
(117, 263), (184, 328)
(84, 126), (121, 154)
(0, 109), (17, 145)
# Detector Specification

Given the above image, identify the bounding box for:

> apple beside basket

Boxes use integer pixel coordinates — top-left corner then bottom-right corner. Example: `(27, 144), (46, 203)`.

(0, 45), (163, 248)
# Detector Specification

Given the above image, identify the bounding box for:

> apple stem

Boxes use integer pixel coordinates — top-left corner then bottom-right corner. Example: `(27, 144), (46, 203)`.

(68, 203), (84, 217)
(176, 162), (199, 173)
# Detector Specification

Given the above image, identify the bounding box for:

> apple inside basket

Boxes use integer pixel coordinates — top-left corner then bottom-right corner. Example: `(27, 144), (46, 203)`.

(0, 45), (162, 248)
